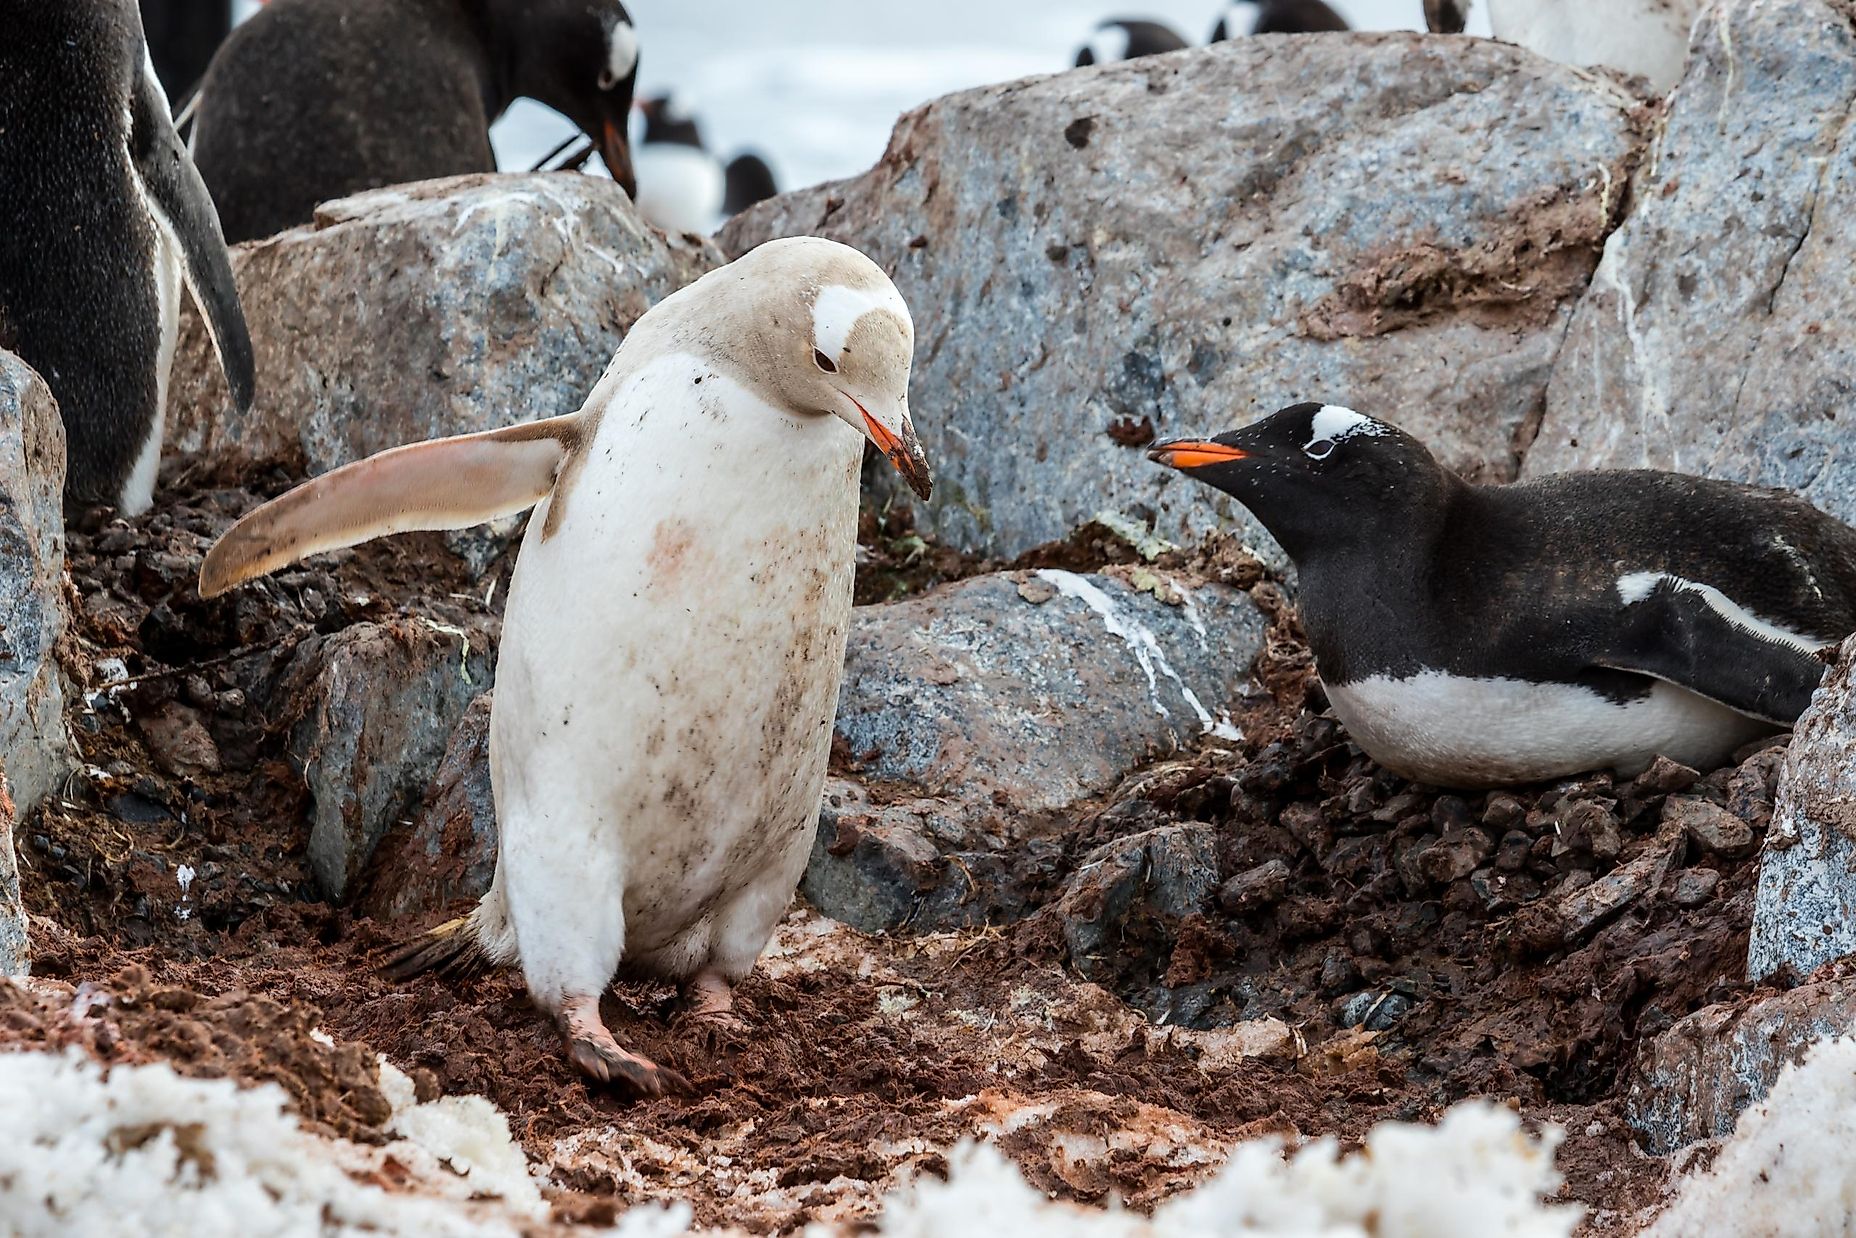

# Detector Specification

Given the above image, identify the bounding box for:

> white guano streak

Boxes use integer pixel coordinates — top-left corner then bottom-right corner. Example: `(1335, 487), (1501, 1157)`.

(1038, 569), (1237, 739)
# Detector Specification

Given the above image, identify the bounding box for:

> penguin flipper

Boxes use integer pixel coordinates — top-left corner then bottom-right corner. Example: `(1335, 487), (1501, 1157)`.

(199, 415), (582, 597)
(1594, 575), (1834, 725)
(128, 54), (256, 413)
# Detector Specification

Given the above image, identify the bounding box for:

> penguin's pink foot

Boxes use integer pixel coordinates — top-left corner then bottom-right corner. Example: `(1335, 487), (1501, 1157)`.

(560, 996), (686, 1094)
(678, 970), (749, 1043)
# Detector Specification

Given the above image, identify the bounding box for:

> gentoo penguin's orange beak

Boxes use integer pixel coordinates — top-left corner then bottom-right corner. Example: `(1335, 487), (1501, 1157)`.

(600, 117), (637, 199)
(1149, 440), (1249, 470)
(856, 401), (934, 501)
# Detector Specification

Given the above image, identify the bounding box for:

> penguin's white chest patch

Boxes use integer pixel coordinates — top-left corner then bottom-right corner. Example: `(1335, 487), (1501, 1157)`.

(1325, 672), (1772, 787)
(633, 145), (726, 235)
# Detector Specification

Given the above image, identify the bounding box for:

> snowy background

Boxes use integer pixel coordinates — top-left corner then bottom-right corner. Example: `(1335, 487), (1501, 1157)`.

(240, 1), (1495, 201)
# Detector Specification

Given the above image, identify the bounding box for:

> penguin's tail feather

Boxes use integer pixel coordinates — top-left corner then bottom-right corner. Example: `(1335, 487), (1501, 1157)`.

(381, 916), (490, 982)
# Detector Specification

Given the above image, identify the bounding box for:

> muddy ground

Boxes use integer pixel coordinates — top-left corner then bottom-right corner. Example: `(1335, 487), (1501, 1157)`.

(7, 471), (1784, 1233)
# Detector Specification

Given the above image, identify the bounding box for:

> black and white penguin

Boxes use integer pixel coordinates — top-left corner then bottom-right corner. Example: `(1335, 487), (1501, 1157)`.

(0, 0), (255, 515)
(632, 94), (726, 235)
(1151, 403), (1856, 788)
(1074, 19), (1191, 67)
(190, 0), (640, 244)
(1210, 0), (1350, 39)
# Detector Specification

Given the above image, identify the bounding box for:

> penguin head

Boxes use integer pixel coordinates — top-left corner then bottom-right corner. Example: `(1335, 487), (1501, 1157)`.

(1150, 402), (1440, 559)
(507, 0), (640, 198)
(727, 238), (933, 501)
(639, 95), (705, 148)
(1211, 2), (1263, 40)
(1075, 19), (1188, 67)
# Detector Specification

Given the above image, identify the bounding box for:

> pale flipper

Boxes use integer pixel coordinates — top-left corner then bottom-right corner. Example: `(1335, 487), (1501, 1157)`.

(197, 415), (579, 596)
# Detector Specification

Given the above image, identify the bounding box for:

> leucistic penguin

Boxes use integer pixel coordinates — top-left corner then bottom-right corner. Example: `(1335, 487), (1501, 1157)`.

(632, 94), (727, 236)
(191, 0), (641, 243)
(1211, 0), (1350, 39)
(199, 238), (934, 1090)
(0, 0), (254, 514)
(1074, 19), (1190, 66)
(1152, 403), (1856, 788)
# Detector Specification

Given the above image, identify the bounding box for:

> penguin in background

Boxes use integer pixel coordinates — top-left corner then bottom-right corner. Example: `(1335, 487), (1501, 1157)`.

(723, 154), (779, 219)
(633, 94), (728, 235)
(191, 0), (641, 244)
(0, 0), (255, 516)
(1074, 19), (1191, 66)
(1210, 0), (1350, 38)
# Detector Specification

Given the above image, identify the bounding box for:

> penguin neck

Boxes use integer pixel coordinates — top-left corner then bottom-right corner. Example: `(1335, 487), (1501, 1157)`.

(1282, 464), (1468, 681)
(448, 0), (517, 121)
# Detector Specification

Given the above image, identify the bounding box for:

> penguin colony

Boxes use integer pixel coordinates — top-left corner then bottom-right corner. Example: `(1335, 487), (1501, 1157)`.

(0, 0), (1835, 1083)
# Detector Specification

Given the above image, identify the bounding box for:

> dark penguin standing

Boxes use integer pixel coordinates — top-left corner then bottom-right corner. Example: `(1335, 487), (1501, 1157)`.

(139, 0), (234, 100)
(191, 0), (640, 244)
(0, 0), (255, 514)
(632, 94), (725, 235)
(1152, 403), (1856, 787)
(1074, 19), (1190, 66)
(1210, 0), (1350, 38)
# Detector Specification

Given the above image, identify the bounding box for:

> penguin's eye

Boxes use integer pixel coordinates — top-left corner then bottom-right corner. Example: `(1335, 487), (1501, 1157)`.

(1305, 439), (1337, 461)
(813, 349), (839, 374)
(598, 69), (619, 91)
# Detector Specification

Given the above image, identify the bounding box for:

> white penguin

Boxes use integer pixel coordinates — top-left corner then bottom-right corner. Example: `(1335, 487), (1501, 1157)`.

(1486, 0), (1704, 93)
(200, 237), (932, 1091)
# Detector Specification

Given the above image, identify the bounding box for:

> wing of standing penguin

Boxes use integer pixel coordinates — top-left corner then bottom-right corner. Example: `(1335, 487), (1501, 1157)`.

(199, 415), (584, 597)
(127, 50), (255, 413)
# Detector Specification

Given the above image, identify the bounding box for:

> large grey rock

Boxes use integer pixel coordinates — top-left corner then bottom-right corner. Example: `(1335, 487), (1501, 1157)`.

(362, 692), (497, 919)
(1749, 636), (1856, 982)
(0, 353), (69, 823)
(723, 37), (1642, 560)
(1527, 0), (1856, 521)
(807, 568), (1265, 930)
(1627, 974), (1856, 1153)
(284, 619), (493, 903)
(169, 174), (720, 481)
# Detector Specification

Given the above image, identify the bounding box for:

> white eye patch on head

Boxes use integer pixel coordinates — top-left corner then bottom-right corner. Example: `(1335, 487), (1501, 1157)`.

(811, 282), (912, 368)
(601, 20), (639, 89)
(1304, 404), (1384, 459)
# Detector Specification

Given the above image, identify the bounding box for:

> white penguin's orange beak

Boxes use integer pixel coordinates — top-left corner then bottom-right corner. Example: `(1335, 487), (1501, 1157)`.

(853, 399), (933, 501)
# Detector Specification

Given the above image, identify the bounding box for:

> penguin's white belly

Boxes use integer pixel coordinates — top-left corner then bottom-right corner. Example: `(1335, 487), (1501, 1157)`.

(1325, 672), (1772, 787)
(491, 356), (862, 975)
(1487, 0), (1701, 92)
(633, 145), (726, 236)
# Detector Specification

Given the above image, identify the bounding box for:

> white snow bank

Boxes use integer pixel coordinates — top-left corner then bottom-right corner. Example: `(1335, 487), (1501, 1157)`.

(1648, 1035), (1856, 1237)
(859, 1100), (1576, 1237)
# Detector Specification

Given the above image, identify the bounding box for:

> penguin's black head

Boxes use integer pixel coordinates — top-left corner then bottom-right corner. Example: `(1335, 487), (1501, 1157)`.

(1150, 402), (1443, 561)
(639, 95), (704, 148)
(503, 0), (639, 197)
(1075, 19), (1189, 67)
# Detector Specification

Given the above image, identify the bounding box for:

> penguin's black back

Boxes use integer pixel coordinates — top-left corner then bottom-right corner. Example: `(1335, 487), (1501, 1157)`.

(723, 154), (778, 217)
(140, 0), (233, 100)
(192, 0), (497, 243)
(1303, 468), (1856, 691)
(0, 0), (164, 504)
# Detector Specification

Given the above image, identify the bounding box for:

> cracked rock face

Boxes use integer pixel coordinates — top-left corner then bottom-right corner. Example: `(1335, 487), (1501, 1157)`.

(167, 174), (720, 484)
(723, 36), (1642, 561)
(1749, 635), (1856, 982)
(1528, 0), (1856, 522)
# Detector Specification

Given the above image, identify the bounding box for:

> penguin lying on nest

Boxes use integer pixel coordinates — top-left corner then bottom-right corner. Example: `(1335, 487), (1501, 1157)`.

(1075, 19), (1191, 66)
(191, 0), (642, 244)
(1, 0), (254, 515)
(200, 237), (933, 1092)
(1153, 403), (1856, 788)
(1211, 1), (1350, 39)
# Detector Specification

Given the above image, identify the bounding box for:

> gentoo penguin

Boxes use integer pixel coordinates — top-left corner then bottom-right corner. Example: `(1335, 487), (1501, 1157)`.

(139, 0), (233, 100)
(199, 237), (932, 1091)
(0, 0), (255, 515)
(1074, 19), (1190, 67)
(1210, 0), (1349, 39)
(723, 154), (780, 219)
(1485, 0), (1702, 93)
(1151, 403), (1856, 788)
(632, 95), (727, 236)
(191, 0), (640, 244)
